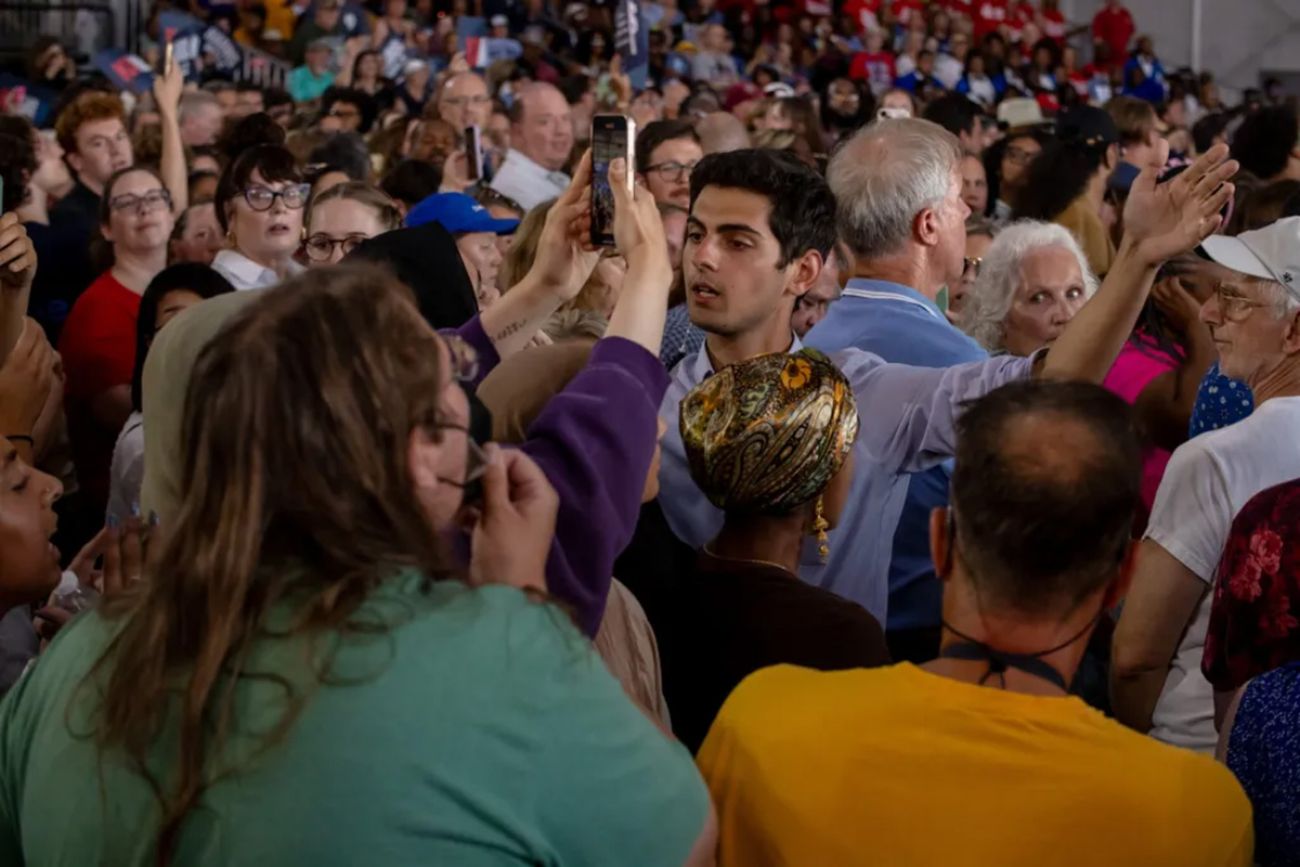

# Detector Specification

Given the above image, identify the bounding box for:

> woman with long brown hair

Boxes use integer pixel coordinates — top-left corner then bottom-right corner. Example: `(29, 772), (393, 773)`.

(0, 263), (713, 865)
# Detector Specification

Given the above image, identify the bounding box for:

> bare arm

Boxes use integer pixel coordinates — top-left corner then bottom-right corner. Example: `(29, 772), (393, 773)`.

(154, 50), (189, 218)
(1038, 142), (1236, 383)
(604, 158), (673, 353)
(1111, 539), (1209, 732)
(478, 152), (600, 357)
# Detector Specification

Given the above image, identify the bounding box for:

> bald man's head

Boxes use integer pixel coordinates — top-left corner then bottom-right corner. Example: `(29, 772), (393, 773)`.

(509, 82), (574, 171)
(950, 380), (1141, 618)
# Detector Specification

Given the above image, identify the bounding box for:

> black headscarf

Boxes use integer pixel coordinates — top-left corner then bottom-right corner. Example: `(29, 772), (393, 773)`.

(346, 221), (478, 330)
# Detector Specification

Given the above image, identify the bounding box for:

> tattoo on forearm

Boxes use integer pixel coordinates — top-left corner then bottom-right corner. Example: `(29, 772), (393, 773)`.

(492, 319), (526, 342)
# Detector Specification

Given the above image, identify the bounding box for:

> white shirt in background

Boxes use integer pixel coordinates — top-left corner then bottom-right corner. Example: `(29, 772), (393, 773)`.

(490, 149), (570, 212)
(212, 249), (305, 291)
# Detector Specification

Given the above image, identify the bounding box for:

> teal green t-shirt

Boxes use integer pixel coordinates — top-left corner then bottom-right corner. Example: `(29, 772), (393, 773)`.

(0, 579), (709, 866)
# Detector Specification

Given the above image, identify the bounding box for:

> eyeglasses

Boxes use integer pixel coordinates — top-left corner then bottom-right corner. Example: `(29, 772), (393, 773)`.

(441, 94), (491, 108)
(963, 256), (982, 278)
(109, 188), (172, 214)
(1005, 145), (1038, 166)
(645, 160), (698, 182)
(433, 422), (490, 489)
(1211, 283), (1271, 322)
(443, 333), (480, 384)
(304, 232), (369, 260)
(243, 183), (310, 211)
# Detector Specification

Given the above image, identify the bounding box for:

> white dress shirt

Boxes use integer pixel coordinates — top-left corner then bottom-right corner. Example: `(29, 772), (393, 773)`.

(212, 249), (304, 291)
(490, 149), (570, 211)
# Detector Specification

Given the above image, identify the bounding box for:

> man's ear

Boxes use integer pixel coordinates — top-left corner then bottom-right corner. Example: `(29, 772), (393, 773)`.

(914, 204), (940, 248)
(785, 248), (824, 300)
(65, 151), (84, 179)
(1283, 308), (1300, 355)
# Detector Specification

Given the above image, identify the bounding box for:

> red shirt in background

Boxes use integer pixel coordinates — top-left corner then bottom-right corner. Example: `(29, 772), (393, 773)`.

(1042, 6), (1068, 42)
(942, 0), (975, 18)
(1006, 1), (1035, 41)
(58, 270), (140, 510)
(972, 0), (1010, 41)
(1092, 2), (1135, 69)
(849, 49), (896, 92)
(890, 0), (925, 27)
(843, 0), (883, 31)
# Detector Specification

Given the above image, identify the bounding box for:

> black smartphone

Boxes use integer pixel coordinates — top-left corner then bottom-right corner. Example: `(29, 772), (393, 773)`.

(464, 124), (484, 181)
(590, 114), (635, 247)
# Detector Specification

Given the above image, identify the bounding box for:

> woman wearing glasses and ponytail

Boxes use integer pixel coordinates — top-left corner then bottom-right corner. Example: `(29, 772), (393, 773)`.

(58, 166), (175, 520)
(211, 144), (310, 290)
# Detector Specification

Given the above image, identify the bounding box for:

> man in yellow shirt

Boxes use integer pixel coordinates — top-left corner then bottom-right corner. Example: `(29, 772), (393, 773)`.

(697, 380), (1254, 867)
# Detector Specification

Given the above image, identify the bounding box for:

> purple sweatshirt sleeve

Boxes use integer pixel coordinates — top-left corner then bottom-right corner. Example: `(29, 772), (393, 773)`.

(448, 315), (501, 388)
(521, 337), (670, 636)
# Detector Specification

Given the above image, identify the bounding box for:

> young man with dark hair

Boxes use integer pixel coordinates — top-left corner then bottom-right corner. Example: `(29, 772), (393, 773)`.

(636, 119), (703, 209)
(697, 380), (1253, 865)
(646, 142), (1237, 631)
(922, 93), (983, 155)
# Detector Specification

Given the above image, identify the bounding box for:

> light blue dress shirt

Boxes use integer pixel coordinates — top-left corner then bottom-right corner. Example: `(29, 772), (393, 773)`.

(656, 317), (1033, 623)
(805, 279), (988, 632)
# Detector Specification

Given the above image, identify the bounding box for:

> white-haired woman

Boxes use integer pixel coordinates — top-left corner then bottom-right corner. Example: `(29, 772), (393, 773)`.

(960, 220), (1098, 357)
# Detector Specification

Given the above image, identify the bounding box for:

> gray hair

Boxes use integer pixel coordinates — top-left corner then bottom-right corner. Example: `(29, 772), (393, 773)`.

(178, 91), (219, 124)
(827, 117), (961, 261)
(961, 220), (1099, 352)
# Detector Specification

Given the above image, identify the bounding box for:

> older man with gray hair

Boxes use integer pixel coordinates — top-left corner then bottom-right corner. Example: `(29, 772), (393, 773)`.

(805, 117), (989, 661)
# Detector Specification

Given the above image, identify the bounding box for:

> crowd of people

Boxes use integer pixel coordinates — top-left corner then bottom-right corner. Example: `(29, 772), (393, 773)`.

(1, 0), (1300, 863)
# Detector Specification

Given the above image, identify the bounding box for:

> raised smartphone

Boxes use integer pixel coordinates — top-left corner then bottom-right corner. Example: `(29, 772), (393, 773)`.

(464, 124), (484, 181)
(590, 114), (636, 247)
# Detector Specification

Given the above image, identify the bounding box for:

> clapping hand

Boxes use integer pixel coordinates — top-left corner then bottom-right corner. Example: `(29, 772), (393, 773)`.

(0, 212), (37, 291)
(1123, 140), (1237, 267)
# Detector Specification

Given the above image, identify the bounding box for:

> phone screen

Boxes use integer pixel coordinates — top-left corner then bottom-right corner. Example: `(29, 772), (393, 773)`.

(591, 116), (631, 246)
(465, 125), (482, 181)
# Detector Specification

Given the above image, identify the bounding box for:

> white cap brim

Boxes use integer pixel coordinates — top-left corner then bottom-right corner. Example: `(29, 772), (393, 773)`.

(1198, 235), (1279, 283)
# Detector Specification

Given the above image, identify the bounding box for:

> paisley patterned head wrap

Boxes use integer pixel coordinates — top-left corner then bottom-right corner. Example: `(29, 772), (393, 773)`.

(680, 348), (859, 515)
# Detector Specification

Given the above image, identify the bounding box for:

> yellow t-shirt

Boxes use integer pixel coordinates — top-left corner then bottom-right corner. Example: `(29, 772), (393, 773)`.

(1055, 194), (1116, 278)
(697, 663), (1253, 867)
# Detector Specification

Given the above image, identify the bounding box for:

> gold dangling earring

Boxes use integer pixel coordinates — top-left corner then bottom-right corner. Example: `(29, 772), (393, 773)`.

(813, 495), (830, 563)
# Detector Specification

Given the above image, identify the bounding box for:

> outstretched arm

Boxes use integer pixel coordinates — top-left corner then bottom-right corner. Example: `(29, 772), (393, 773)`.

(1038, 142), (1236, 382)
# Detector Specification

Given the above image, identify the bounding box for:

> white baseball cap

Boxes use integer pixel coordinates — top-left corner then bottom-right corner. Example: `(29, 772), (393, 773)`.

(1199, 216), (1300, 300)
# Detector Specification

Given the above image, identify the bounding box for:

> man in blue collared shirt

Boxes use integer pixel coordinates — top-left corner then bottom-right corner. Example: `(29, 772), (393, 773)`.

(806, 118), (987, 661)
(654, 135), (1214, 628)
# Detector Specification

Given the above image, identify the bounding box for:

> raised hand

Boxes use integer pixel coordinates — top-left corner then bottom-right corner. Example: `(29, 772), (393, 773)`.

(526, 150), (601, 300)
(608, 158), (671, 283)
(152, 43), (184, 118)
(0, 212), (36, 291)
(1123, 141), (1237, 267)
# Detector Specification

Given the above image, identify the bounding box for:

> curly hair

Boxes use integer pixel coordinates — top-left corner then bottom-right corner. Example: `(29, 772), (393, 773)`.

(55, 91), (126, 155)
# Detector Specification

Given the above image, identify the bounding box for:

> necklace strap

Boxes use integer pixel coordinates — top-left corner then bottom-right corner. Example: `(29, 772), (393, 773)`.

(938, 613), (1100, 692)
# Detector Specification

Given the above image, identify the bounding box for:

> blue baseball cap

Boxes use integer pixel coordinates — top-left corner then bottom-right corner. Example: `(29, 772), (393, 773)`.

(405, 192), (520, 235)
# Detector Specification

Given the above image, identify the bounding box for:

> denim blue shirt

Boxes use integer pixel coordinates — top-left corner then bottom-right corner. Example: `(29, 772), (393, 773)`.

(655, 304), (1031, 623)
(806, 280), (988, 631)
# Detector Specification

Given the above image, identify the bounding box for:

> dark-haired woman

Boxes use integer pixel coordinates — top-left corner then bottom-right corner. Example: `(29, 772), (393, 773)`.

(106, 263), (234, 526)
(1100, 253), (1217, 530)
(1013, 106), (1120, 277)
(211, 144), (309, 289)
(58, 167), (174, 519)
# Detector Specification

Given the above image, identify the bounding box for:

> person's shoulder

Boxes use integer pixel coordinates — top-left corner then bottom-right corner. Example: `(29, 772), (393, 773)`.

(714, 663), (897, 733)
